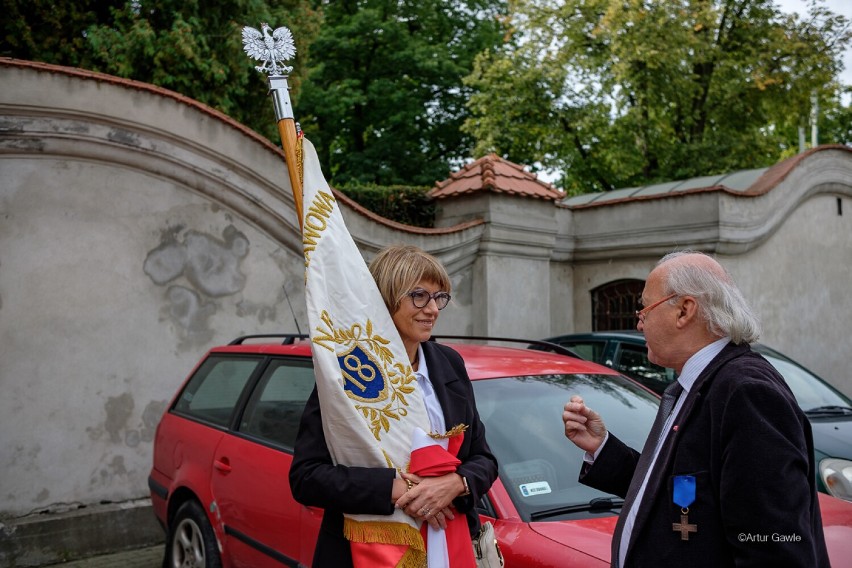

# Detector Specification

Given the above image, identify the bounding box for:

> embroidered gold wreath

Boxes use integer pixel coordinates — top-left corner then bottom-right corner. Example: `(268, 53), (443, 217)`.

(313, 310), (418, 441)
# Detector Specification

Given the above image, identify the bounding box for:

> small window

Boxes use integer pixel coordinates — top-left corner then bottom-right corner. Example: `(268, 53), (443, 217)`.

(591, 280), (644, 331)
(174, 356), (263, 426)
(240, 359), (316, 449)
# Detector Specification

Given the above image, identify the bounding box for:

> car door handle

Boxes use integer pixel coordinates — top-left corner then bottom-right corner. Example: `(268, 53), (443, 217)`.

(213, 457), (232, 473)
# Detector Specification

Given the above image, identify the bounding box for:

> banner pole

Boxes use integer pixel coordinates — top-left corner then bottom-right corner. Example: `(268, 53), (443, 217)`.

(269, 75), (304, 232)
(242, 24), (303, 231)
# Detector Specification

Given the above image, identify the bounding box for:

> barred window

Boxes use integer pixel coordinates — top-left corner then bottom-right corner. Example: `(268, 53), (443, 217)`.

(591, 279), (644, 331)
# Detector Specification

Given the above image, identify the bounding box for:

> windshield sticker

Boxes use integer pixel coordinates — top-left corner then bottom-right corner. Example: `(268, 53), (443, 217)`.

(519, 481), (552, 497)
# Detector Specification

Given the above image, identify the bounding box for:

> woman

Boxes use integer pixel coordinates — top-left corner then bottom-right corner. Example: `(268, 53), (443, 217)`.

(290, 244), (498, 567)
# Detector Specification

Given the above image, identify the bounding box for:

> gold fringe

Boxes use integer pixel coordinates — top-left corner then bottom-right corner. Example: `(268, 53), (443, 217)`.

(296, 134), (304, 189)
(429, 423), (468, 439)
(397, 546), (427, 568)
(343, 519), (426, 551)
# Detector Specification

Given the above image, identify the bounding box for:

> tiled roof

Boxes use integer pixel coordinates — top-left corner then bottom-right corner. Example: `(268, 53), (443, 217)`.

(429, 154), (564, 201)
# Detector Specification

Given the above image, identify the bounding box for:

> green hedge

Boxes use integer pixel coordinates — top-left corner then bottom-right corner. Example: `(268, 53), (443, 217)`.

(338, 184), (436, 228)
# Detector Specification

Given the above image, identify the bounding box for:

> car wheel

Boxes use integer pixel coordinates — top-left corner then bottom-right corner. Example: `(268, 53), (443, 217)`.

(166, 500), (222, 568)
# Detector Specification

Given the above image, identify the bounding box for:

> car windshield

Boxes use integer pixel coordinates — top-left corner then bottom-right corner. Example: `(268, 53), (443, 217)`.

(473, 373), (658, 521)
(758, 352), (852, 413)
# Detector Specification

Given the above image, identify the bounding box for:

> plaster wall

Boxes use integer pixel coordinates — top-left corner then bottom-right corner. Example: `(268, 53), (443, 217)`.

(470, 193), (558, 338)
(721, 193), (852, 393)
(548, 261), (575, 336)
(473, 253), (551, 338)
(569, 193), (723, 261)
(0, 155), (306, 517)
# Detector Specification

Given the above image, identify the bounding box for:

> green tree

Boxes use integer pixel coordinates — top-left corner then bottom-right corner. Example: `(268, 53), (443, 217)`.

(1, 0), (120, 66)
(1, 0), (321, 142)
(295, 0), (507, 186)
(464, 0), (851, 195)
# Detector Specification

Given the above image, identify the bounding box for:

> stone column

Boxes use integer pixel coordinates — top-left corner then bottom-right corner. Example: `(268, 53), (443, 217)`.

(436, 192), (559, 338)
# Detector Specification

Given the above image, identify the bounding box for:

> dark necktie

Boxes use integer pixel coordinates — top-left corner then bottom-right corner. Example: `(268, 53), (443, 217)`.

(611, 380), (684, 567)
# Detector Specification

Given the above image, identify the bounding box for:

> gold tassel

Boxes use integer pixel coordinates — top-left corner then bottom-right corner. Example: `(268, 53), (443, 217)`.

(429, 423), (468, 439)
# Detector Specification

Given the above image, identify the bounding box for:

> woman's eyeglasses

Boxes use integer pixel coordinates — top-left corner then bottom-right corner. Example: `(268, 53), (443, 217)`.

(407, 289), (451, 310)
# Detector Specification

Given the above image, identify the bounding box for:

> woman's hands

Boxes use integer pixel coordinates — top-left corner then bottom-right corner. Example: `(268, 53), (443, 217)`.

(394, 472), (464, 530)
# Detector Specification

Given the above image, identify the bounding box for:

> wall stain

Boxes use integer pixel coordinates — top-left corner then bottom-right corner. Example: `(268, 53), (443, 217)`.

(106, 128), (140, 147)
(143, 225), (249, 297)
(91, 455), (128, 487)
(236, 300), (277, 325)
(88, 398), (167, 448)
(141, 400), (167, 443)
(104, 393), (133, 444)
(166, 285), (215, 347)
(7, 443), (41, 470)
(144, 225), (251, 345)
(143, 239), (187, 285)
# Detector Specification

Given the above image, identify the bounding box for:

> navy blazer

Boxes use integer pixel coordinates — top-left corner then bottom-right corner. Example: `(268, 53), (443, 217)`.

(290, 340), (498, 567)
(582, 342), (830, 568)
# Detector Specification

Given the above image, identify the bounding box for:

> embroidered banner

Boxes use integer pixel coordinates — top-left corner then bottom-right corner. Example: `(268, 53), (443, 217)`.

(300, 138), (431, 566)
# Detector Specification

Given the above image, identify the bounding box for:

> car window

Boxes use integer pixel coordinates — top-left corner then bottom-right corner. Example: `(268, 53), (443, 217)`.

(473, 373), (658, 521)
(615, 343), (675, 394)
(173, 356), (263, 426)
(557, 341), (607, 364)
(239, 358), (316, 449)
(760, 353), (851, 411)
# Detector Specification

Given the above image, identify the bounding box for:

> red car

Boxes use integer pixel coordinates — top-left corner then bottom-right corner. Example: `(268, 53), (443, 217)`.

(149, 335), (852, 567)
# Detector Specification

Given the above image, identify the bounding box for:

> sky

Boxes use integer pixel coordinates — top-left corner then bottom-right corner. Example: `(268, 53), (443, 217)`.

(776, 0), (852, 91)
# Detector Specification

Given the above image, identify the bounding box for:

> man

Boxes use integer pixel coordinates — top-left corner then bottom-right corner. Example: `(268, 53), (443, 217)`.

(563, 251), (829, 567)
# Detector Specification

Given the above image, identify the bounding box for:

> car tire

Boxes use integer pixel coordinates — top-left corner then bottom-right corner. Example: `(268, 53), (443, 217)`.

(164, 500), (222, 568)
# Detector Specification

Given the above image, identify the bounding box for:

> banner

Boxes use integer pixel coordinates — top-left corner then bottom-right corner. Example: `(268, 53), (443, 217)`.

(300, 137), (431, 566)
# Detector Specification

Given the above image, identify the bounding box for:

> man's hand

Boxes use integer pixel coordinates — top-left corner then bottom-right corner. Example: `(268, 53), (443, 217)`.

(563, 395), (607, 454)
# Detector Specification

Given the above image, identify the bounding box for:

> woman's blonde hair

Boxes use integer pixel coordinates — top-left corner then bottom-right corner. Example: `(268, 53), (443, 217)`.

(369, 245), (451, 313)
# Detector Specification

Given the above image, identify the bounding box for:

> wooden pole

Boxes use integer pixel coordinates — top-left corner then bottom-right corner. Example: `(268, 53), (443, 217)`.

(277, 117), (303, 231)
(267, 74), (304, 232)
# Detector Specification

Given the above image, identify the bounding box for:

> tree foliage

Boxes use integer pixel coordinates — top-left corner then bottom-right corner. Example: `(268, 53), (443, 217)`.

(464, 0), (851, 194)
(1, 0), (116, 67)
(294, 0), (508, 186)
(339, 184), (436, 227)
(1, 0), (322, 142)
(3, 0), (848, 196)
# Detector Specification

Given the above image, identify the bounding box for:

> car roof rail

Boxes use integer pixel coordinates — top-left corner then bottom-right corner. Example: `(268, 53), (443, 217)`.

(229, 334), (310, 345)
(431, 335), (580, 359)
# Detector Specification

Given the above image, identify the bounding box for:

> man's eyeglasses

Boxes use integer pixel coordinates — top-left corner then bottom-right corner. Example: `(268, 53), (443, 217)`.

(635, 293), (677, 322)
(407, 289), (451, 310)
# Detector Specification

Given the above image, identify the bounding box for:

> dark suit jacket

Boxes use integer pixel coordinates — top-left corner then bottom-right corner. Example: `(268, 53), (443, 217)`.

(290, 340), (498, 568)
(582, 342), (830, 568)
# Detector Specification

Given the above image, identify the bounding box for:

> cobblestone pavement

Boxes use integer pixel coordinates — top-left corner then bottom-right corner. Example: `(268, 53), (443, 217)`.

(41, 545), (163, 568)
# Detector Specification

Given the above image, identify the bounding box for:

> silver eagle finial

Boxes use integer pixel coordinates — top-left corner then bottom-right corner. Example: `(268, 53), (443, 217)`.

(242, 23), (296, 76)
